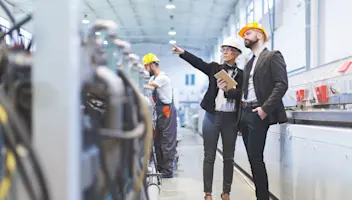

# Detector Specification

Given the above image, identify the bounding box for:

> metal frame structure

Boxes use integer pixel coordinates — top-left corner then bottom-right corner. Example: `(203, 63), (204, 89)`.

(33, 0), (82, 199)
(287, 110), (352, 123)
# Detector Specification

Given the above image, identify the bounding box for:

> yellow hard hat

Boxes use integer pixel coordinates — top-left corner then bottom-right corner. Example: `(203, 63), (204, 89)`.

(238, 22), (268, 42)
(142, 53), (160, 66)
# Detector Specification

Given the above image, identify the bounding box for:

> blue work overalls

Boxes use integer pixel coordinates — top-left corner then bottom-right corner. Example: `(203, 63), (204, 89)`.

(152, 86), (177, 177)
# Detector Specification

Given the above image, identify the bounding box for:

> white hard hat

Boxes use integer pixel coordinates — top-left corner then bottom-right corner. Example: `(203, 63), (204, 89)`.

(221, 36), (242, 53)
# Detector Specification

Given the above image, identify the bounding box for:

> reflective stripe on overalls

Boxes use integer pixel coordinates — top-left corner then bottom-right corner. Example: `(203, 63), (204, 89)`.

(152, 85), (177, 175)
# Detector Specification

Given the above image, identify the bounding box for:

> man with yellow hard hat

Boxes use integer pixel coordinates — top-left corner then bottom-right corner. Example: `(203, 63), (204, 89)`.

(142, 53), (177, 178)
(238, 22), (288, 200)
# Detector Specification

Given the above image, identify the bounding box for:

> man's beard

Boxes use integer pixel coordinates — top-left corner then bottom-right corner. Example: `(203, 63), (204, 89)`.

(149, 70), (155, 77)
(245, 38), (259, 48)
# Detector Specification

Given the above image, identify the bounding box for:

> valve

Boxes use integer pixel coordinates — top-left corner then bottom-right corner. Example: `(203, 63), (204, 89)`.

(129, 53), (141, 87)
(114, 39), (132, 73)
(85, 20), (121, 72)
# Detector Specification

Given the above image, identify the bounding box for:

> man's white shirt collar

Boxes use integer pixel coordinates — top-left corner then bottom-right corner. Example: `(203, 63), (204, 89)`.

(253, 46), (266, 57)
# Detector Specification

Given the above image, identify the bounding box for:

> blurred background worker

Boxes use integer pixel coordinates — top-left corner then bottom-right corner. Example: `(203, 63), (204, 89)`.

(238, 22), (288, 200)
(143, 53), (177, 178)
(172, 36), (243, 200)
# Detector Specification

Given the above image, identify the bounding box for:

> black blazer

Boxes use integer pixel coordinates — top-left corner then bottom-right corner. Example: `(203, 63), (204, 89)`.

(242, 48), (288, 125)
(179, 51), (243, 115)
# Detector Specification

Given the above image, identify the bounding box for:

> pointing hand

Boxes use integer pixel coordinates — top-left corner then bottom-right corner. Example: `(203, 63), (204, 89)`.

(172, 44), (185, 55)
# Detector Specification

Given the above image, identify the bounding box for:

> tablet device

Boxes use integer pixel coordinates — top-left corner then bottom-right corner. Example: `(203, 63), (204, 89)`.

(214, 69), (238, 88)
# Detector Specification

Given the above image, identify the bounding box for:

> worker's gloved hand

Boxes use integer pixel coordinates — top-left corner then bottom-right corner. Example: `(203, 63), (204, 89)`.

(217, 78), (229, 92)
(172, 44), (185, 55)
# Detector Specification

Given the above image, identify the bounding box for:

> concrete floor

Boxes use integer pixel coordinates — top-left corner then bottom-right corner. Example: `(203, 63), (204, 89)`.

(160, 128), (256, 200)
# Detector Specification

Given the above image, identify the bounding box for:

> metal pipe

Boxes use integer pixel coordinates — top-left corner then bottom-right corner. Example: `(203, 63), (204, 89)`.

(146, 165), (161, 200)
(316, 0), (322, 66)
(147, 184), (160, 200)
(305, 0), (312, 70)
(271, 0), (276, 50)
(309, 0), (319, 68)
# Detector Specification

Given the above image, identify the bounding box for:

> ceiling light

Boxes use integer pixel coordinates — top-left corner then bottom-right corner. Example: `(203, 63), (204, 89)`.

(95, 32), (101, 35)
(169, 40), (176, 44)
(103, 40), (108, 45)
(82, 19), (90, 24)
(166, 4), (175, 9)
(168, 31), (176, 36)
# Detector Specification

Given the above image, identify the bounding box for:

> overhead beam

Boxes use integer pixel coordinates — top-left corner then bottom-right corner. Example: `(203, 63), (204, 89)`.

(101, 1), (229, 9)
(118, 22), (221, 30)
(4, 0), (28, 15)
(185, 0), (195, 43)
(202, 0), (218, 37)
(119, 35), (218, 39)
(83, 0), (98, 17)
(105, 0), (125, 28)
(128, 41), (204, 51)
(128, 0), (145, 36)
(90, 5), (232, 18)
(117, 17), (223, 30)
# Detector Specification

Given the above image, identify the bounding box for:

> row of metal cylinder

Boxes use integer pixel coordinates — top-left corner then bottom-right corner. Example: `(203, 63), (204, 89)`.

(83, 19), (159, 200)
(85, 19), (150, 92)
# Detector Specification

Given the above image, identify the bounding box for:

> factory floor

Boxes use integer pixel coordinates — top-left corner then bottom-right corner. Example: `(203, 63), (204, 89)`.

(160, 128), (256, 200)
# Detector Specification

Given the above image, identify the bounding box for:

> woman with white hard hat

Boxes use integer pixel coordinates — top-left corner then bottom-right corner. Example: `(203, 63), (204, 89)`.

(172, 36), (243, 200)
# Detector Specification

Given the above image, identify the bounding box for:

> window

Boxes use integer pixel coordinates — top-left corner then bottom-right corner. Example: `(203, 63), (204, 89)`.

(5, 35), (11, 45)
(0, 17), (11, 29)
(254, 0), (263, 21)
(185, 74), (195, 86)
(22, 37), (29, 47)
(230, 24), (236, 36)
(0, 25), (12, 45)
(20, 28), (32, 40)
(240, 11), (246, 28)
(190, 74), (195, 85)
(246, 0), (254, 23)
(263, 0), (274, 14)
(0, 16), (32, 46)
(31, 44), (36, 52)
(235, 21), (240, 34)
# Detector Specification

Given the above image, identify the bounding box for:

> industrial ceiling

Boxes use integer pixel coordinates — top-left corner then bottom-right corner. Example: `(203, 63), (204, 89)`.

(8, 0), (239, 56)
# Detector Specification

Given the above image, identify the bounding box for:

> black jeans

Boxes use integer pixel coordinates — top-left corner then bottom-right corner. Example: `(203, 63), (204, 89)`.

(202, 111), (238, 194)
(240, 107), (270, 200)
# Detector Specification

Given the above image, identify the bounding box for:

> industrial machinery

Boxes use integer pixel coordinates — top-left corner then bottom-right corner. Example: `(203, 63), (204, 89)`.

(0, 2), (161, 200)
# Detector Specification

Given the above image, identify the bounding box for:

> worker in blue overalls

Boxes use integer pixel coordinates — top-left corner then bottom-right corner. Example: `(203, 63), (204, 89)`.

(142, 53), (177, 178)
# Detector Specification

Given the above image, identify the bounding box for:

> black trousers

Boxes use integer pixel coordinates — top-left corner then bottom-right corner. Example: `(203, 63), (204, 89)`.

(202, 111), (238, 194)
(240, 107), (270, 200)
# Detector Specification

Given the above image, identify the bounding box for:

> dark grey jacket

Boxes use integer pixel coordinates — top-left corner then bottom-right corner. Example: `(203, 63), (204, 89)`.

(241, 48), (288, 124)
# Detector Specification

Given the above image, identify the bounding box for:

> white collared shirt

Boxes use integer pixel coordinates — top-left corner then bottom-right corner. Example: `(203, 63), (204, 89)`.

(242, 46), (266, 103)
(215, 63), (238, 112)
